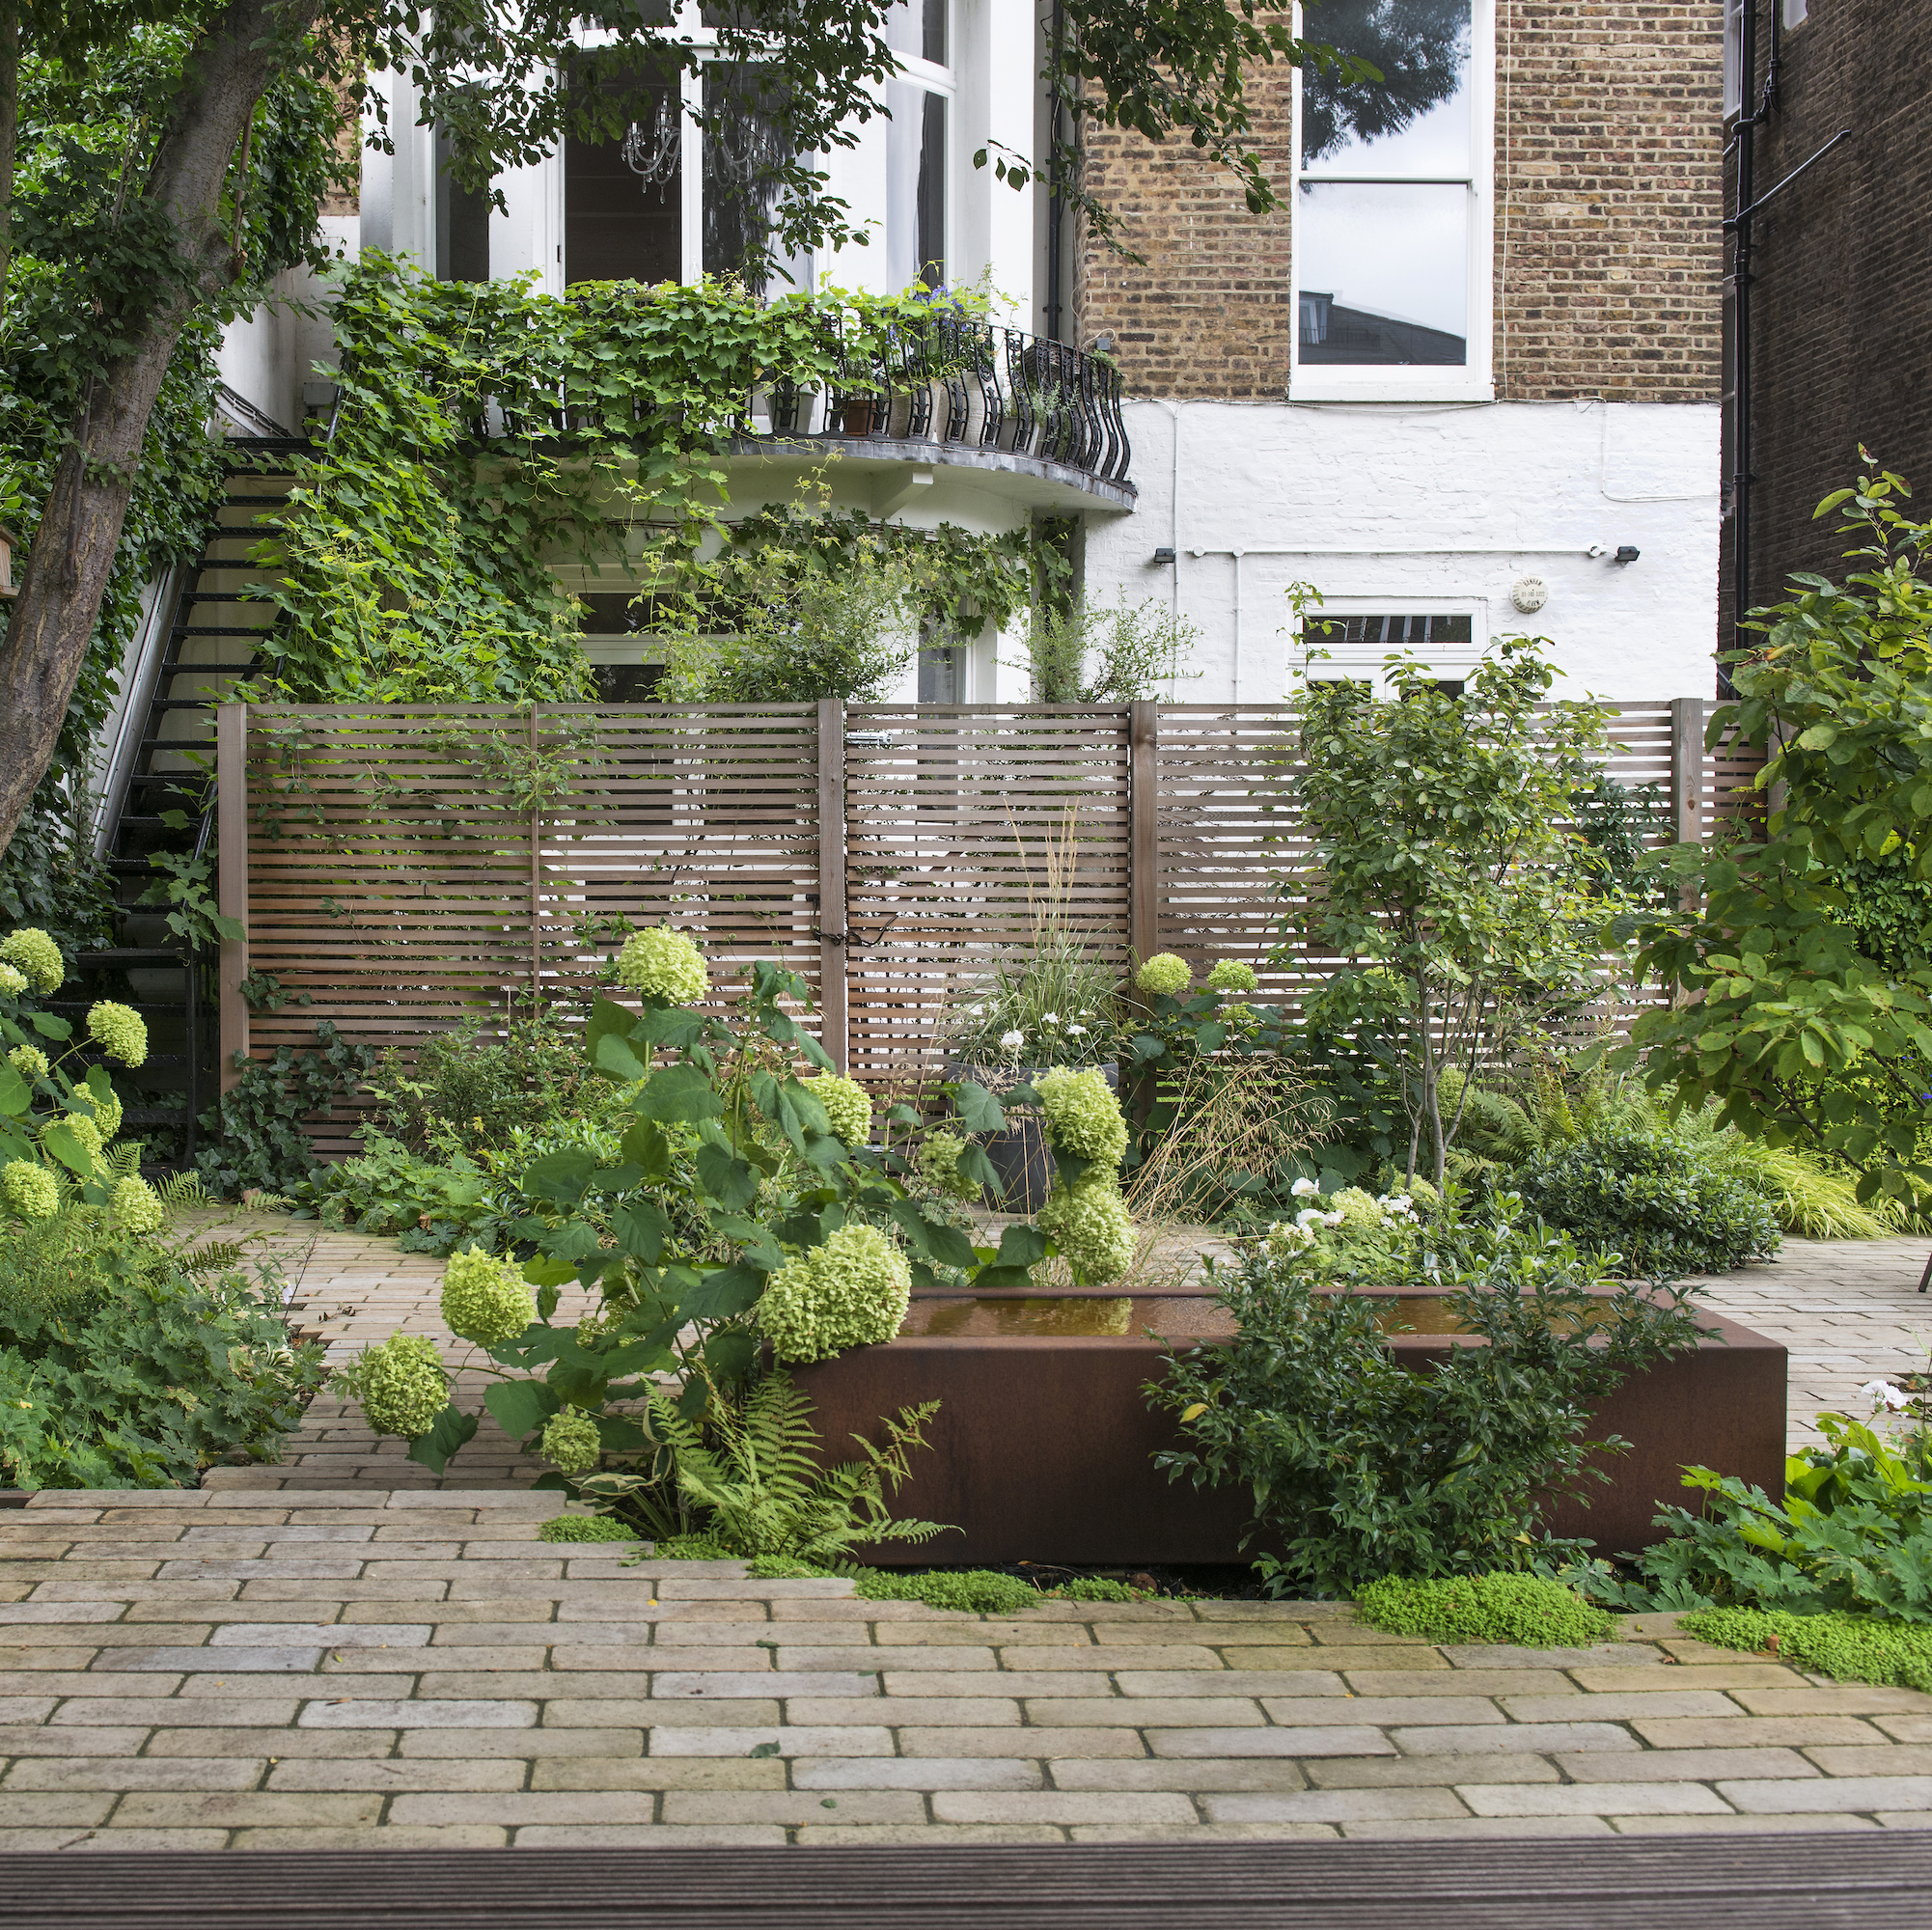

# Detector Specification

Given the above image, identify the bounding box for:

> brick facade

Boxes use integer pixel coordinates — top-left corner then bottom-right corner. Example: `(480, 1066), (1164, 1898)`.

(1074, 2), (1725, 403)
(1723, 0), (1932, 631)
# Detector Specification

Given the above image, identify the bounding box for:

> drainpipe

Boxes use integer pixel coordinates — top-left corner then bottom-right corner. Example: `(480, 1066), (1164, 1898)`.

(1230, 550), (1242, 703)
(1044, 0), (1064, 341)
(1728, 0), (1759, 693)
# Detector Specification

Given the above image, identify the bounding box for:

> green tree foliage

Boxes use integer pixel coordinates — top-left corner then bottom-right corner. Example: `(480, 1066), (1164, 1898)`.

(1277, 640), (1618, 1184)
(0, 0), (1365, 854)
(1020, 594), (1198, 703)
(1622, 459), (1932, 1212)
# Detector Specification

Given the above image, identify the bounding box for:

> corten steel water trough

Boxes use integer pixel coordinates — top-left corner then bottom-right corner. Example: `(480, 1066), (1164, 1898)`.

(790, 1283), (1789, 1567)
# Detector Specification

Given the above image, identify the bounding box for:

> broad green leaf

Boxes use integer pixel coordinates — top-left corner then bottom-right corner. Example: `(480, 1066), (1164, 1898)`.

(613, 1199), (670, 1261)
(973, 1264), (1035, 1291)
(677, 1264), (766, 1321)
(634, 1061), (723, 1123)
(523, 1148), (597, 1204)
(620, 1118), (673, 1178)
(694, 1141), (759, 1211)
(483, 1378), (562, 1441)
(27, 1013), (69, 1040)
(704, 1329), (759, 1383)
(954, 1144), (1000, 1193)
(593, 1032), (649, 1082)
(0, 1065), (28, 1117)
(404, 1404), (479, 1475)
(949, 1081), (1007, 1134)
(996, 1223), (1049, 1268)
(41, 1122), (91, 1176)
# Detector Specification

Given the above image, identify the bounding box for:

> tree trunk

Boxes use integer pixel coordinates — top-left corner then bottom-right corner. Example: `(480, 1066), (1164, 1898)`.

(0, 0), (317, 861)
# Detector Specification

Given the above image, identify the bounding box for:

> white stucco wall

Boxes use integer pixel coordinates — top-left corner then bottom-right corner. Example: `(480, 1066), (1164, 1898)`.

(1082, 397), (1722, 704)
(213, 214), (359, 432)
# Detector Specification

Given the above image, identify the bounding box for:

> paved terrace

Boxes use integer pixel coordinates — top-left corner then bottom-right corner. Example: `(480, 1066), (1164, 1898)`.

(2, 1489), (1932, 1849)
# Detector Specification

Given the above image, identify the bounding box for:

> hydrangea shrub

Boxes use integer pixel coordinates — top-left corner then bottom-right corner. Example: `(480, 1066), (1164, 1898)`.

(615, 926), (709, 1006)
(806, 1074), (872, 1146)
(440, 1245), (538, 1346)
(759, 1223), (912, 1364)
(1135, 953), (1193, 997)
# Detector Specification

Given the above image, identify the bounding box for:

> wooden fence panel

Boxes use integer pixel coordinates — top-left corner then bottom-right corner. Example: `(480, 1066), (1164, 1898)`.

(235, 699), (1766, 1143)
(842, 705), (1133, 1093)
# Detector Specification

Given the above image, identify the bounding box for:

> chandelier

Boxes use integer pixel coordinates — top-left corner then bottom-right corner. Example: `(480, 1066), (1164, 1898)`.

(621, 77), (791, 196)
(621, 95), (680, 194)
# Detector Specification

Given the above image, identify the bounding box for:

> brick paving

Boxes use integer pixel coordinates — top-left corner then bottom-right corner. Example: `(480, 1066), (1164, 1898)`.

(0, 1489), (1930, 1848)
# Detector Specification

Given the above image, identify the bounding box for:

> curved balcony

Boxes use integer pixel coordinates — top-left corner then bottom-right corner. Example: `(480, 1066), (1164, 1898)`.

(753, 318), (1135, 510)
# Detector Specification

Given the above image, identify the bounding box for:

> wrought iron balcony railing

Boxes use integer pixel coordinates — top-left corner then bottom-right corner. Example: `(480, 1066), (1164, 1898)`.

(763, 316), (1132, 487)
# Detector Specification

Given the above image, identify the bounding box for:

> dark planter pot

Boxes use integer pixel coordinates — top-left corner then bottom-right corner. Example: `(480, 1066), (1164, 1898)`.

(944, 1061), (1118, 1212)
(792, 1283), (1789, 1567)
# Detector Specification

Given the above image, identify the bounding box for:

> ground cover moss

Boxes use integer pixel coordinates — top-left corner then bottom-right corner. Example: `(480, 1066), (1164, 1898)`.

(537, 1515), (648, 1543)
(1681, 1608), (1932, 1692)
(1355, 1572), (1617, 1646)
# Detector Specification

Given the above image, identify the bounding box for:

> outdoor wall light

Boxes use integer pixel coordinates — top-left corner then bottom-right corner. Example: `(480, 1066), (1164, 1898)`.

(1614, 545), (1642, 565)
(1150, 546), (1176, 565)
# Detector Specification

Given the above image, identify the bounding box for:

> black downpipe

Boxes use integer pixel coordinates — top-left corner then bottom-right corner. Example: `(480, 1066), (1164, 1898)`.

(1726, 0), (1761, 695)
(1044, 0), (1064, 341)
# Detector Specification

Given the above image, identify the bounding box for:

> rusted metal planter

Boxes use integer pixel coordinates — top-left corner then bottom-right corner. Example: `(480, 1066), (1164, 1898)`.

(790, 1285), (1788, 1567)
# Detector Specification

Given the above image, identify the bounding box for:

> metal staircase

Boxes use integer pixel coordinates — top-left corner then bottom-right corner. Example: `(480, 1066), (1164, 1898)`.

(76, 433), (307, 1168)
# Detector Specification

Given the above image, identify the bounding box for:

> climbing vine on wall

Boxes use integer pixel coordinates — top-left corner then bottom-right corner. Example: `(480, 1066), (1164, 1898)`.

(251, 261), (1033, 706)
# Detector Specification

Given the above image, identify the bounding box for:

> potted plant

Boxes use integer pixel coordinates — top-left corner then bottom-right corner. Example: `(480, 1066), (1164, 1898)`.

(941, 930), (1129, 1209)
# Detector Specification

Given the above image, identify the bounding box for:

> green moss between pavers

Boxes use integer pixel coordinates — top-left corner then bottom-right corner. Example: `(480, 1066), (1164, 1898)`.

(1355, 1573), (1618, 1647)
(1681, 1609), (1932, 1692)
(537, 1515), (646, 1543)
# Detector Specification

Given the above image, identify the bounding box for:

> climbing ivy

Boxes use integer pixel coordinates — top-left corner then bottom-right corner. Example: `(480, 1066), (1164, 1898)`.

(249, 261), (1032, 705)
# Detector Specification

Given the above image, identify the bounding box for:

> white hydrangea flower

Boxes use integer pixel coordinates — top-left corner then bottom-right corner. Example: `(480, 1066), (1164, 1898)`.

(999, 1030), (1024, 1051)
(1067, 1023), (1088, 1036)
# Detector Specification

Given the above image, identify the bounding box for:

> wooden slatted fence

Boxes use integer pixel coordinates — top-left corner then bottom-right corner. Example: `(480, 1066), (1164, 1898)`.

(218, 697), (1764, 1145)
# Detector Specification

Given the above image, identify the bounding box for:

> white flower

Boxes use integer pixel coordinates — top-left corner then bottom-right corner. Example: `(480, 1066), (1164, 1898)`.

(999, 1030), (1025, 1051)
(1067, 1023), (1089, 1036)
(1040, 1011), (1062, 1026)
(1291, 1176), (1321, 1199)
(1323, 1210), (1345, 1228)
(1293, 1208), (1328, 1234)
(1863, 1379), (1912, 1413)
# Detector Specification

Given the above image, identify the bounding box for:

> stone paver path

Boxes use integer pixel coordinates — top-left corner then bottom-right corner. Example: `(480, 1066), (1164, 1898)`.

(2, 1489), (1932, 1848)
(1697, 1236), (1932, 1448)
(207, 1221), (593, 1493)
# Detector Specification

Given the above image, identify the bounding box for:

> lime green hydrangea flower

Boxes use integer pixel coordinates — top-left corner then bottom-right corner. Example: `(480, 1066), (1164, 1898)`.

(0, 964), (25, 998)
(1135, 953), (1192, 997)
(1204, 959), (1258, 994)
(7, 1045), (47, 1081)
(615, 925), (709, 1006)
(807, 1073), (872, 1146)
(1035, 1066), (1128, 1169)
(1038, 1178), (1136, 1285)
(539, 1409), (602, 1474)
(916, 1129), (981, 1202)
(349, 1334), (449, 1439)
(440, 1245), (537, 1346)
(759, 1222), (912, 1365)
(109, 1176), (166, 1235)
(47, 1113), (102, 1160)
(71, 1089), (122, 1142)
(0, 1160), (59, 1223)
(86, 1001), (148, 1067)
(1330, 1186), (1384, 1232)
(0, 927), (63, 996)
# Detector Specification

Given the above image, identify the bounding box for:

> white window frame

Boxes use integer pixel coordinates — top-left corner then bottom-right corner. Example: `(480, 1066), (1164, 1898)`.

(1296, 595), (1490, 695)
(1724, 0), (1745, 115)
(1288, 0), (1495, 403)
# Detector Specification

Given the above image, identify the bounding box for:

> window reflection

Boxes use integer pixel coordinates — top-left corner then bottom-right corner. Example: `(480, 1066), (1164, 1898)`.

(1298, 183), (1468, 365)
(703, 64), (795, 297)
(1296, 0), (1474, 371)
(887, 79), (946, 290)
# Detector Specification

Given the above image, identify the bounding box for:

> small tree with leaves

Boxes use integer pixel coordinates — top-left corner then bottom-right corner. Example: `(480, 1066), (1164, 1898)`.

(1620, 457), (1932, 1213)
(1277, 640), (1616, 1185)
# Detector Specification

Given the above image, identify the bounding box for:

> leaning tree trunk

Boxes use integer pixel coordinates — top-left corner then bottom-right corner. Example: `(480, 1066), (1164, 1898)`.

(0, 0), (316, 861)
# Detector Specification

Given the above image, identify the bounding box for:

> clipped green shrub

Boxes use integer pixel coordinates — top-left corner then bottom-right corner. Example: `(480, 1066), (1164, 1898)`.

(1515, 1127), (1780, 1276)
(1681, 1608), (1932, 1693)
(1356, 1573), (1616, 1647)
(537, 1515), (644, 1544)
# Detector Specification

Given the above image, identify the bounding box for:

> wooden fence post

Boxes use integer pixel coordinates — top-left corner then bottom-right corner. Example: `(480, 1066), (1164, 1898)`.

(817, 697), (849, 1073)
(1129, 701), (1158, 968)
(1670, 696), (1704, 846)
(216, 702), (249, 1092)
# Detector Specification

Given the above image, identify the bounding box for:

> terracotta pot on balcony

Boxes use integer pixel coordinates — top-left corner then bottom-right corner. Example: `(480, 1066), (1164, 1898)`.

(839, 399), (877, 435)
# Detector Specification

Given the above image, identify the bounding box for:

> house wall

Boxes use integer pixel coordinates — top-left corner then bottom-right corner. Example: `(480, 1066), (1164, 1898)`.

(1722, 0), (1932, 633)
(1088, 397), (1719, 703)
(1073, 0), (1726, 699)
